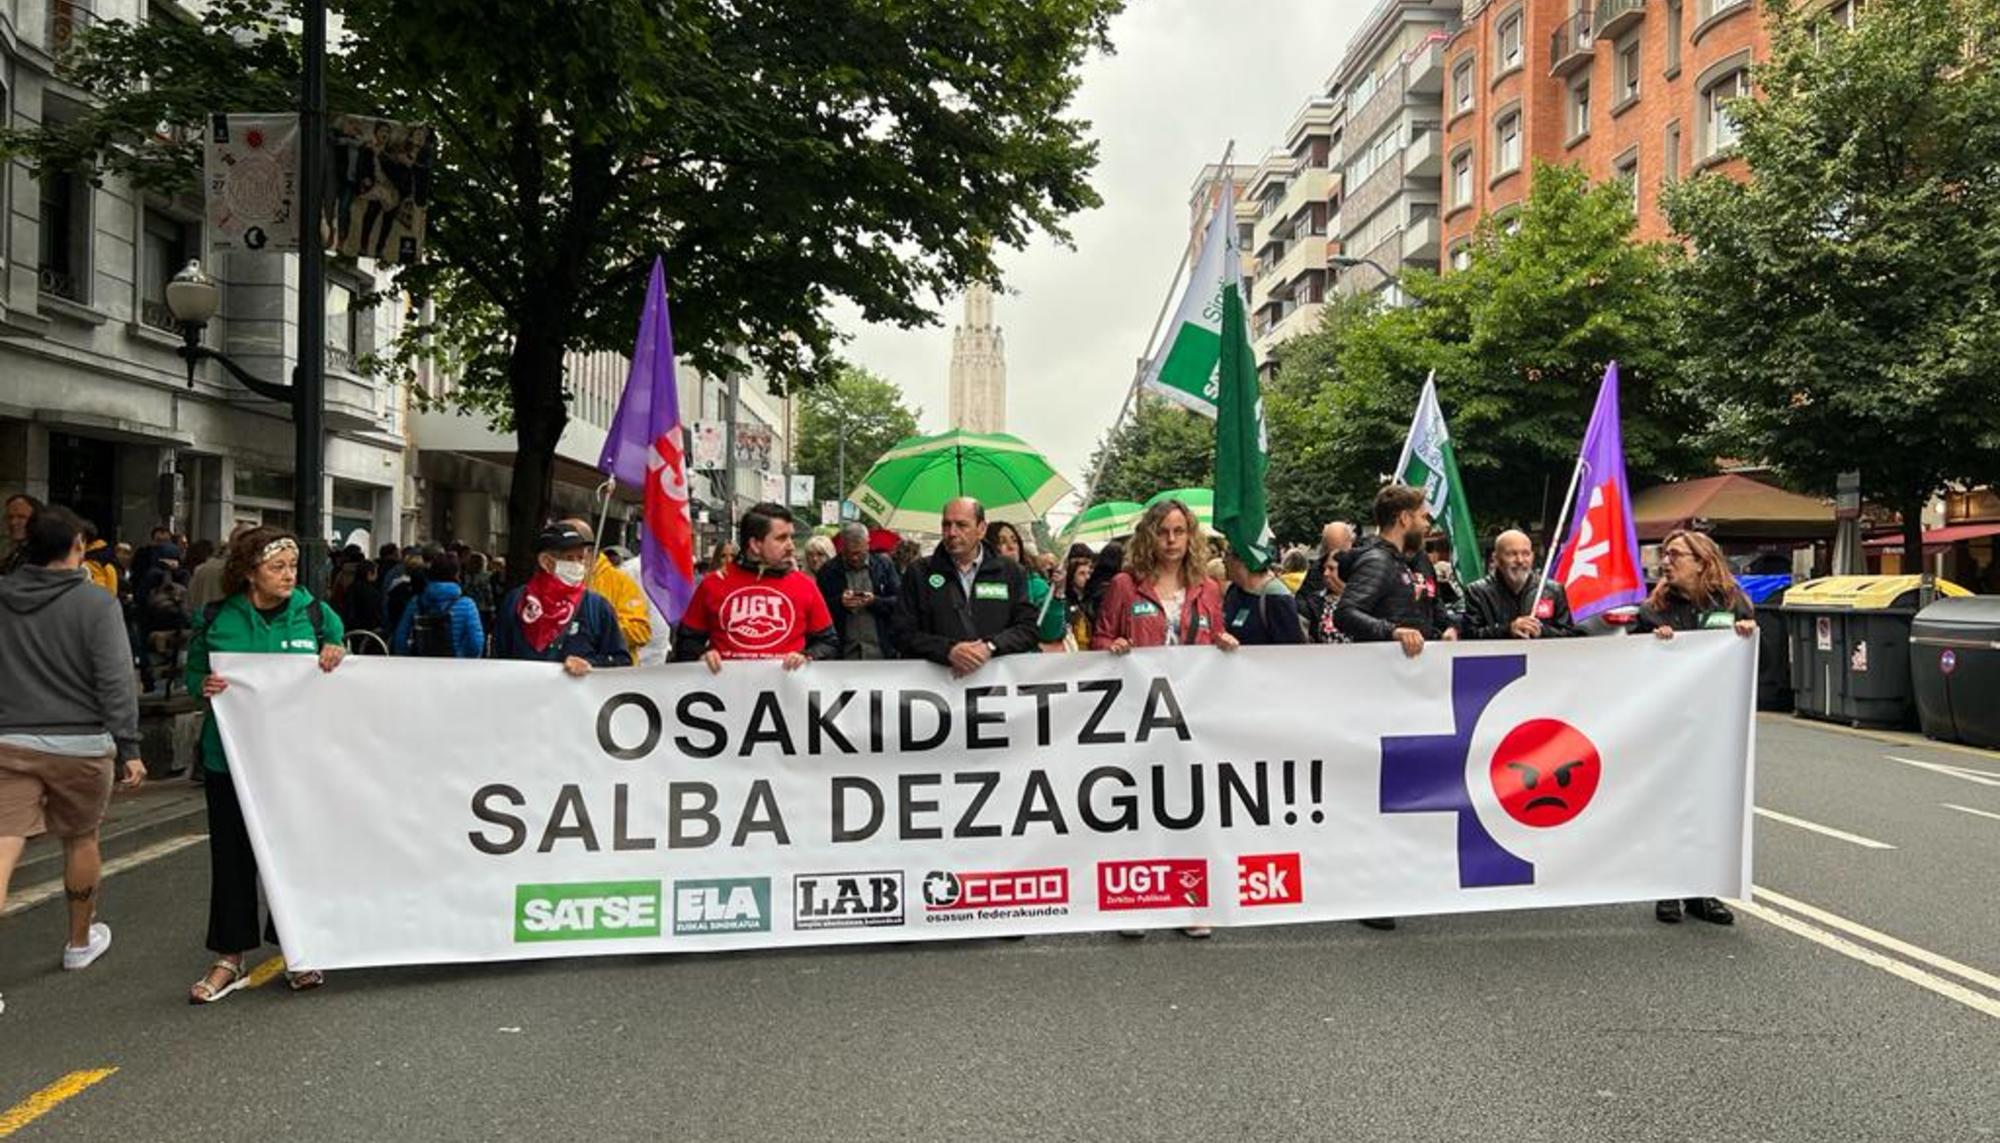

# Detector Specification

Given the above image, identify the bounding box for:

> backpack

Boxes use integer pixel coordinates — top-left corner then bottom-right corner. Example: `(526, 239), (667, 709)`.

(410, 597), (457, 657)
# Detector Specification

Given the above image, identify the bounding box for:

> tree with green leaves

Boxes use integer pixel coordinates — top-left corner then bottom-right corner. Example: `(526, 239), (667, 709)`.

(1083, 396), (1215, 507)
(5, 0), (1120, 578)
(1268, 162), (1703, 546)
(1664, 0), (2000, 558)
(794, 366), (922, 511)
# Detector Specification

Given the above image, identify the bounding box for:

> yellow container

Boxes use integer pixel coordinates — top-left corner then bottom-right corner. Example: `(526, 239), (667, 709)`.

(1781, 575), (1969, 612)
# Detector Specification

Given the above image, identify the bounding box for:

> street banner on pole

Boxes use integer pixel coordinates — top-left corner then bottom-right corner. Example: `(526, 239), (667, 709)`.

(1140, 190), (1239, 419)
(1395, 373), (1482, 575)
(1212, 187), (1272, 567)
(597, 257), (697, 624)
(1552, 362), (1648, 621)
(325, 115), (435, 264)
(205, 113), (301, 253)
(213, 635), (1755, 970)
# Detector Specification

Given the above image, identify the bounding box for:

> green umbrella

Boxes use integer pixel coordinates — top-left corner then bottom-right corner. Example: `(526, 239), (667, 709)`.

(849, 428), (1076, 532)
(1144, 487), (1215, 530)
(1058, 501), (1145, 547)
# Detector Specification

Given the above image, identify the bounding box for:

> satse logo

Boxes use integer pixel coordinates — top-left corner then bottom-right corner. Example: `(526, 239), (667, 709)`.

(794, 871), (904, 930)
(721, 586), (795, 652)
(514, 880), (662, 943)
(1097, 859), (1207, 911)
(1236, 853), (1303, 907)
(673, 877), (771, 936)
(1378, 656), (1605, 889)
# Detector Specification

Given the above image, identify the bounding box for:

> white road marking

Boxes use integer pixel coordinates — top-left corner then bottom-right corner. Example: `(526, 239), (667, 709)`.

(1884, 755), (2000, 788)
(1752, 885), (2000, 995)
(1942, 802), (2000, 824)
(1733, 897), (2000, 1021)
(1, 834), (207, 918)
(1753, 807), (1895, 849)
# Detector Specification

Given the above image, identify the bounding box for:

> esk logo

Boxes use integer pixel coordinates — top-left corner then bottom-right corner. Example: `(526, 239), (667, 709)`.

(1236, 853), (1303, 907)
(1379, 656), (1605, 888)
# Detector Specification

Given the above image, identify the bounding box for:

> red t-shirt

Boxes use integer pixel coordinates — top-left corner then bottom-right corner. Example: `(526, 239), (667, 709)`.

(681, 566), (833, 659)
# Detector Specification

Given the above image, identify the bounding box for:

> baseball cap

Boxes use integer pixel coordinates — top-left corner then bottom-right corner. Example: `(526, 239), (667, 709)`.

(536, 523), (592, 552)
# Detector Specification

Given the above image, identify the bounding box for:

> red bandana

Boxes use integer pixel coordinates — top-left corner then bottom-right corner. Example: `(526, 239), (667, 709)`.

(518, 569), (585, 653)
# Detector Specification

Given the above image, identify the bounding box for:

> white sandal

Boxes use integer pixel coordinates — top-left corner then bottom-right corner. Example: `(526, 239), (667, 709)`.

(188, 958), (245, 1005)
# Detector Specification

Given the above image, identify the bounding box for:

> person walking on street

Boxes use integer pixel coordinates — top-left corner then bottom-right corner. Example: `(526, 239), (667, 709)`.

(390, 551), (485, 658)
(817, 522), (899, 661)
(182, 526), (346, 1002)
(895, 500), (1040, 676)
(674, 503), (835, 672)
(1336, 485), (1458, 659)
(491, 524), (629, 675)
(1463, 530), (1581, 641)
(0, 506), (147, 1013)
(1222, 549), (1304, 646)
(987, 521), (1068, 653)
(1635, 528), (1758, 927)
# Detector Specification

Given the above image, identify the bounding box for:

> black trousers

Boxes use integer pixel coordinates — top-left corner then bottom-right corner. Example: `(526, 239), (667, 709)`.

(204, 774), (277, 956)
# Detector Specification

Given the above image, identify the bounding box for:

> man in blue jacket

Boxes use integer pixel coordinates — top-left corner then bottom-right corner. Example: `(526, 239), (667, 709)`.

(390, 551), (485, 657)
(490, 523), (628, 675)
(816, 522), (899, 660)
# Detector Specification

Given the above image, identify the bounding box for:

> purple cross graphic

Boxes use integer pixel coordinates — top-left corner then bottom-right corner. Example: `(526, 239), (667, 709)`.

(1381, 655), (1535, 888)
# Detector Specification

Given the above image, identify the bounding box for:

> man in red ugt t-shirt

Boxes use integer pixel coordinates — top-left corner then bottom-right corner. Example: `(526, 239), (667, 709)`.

(672, 502), (836, 673)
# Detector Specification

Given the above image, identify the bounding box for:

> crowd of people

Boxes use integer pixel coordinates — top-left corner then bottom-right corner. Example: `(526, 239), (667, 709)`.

(0, 481), (1758, 1012)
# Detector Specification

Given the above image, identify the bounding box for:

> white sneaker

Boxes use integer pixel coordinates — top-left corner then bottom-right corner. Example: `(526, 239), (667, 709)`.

(63, 922), (112, 970)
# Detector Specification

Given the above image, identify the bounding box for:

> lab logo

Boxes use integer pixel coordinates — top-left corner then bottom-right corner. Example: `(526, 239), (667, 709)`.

(514, 880), (662, 943)
(672, 877), (771, 936)
(1097, 859), (1207, 911)
(793, 871), (905, 930)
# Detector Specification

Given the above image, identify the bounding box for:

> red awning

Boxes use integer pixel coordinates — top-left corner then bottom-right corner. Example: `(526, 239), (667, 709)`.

(1863, 522), (2000, 551)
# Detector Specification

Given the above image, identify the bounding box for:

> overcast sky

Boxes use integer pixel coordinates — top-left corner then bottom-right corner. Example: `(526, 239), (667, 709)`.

(830, 0), (1369, 509)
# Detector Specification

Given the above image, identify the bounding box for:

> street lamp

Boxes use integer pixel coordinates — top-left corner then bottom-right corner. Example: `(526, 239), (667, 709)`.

(165, 261), (295, 404)
(1328, 253), (1418, 307)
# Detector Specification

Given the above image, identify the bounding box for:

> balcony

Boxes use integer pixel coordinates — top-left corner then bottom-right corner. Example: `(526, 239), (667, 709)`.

(1266, 233), (1329, 294)
(1596, 0), (1645, 40)
(38, 265), (84, 304)
(1256, 299), (1327, 355)
(1405, 127), (1442, 180)
(1404, 39), (1446, 97)
(1402, 215), (1442, 266)
(1550, 10), (1595, 75)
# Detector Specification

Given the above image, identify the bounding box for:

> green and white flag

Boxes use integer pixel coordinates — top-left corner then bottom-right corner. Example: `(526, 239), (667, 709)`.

(1394, 372), (1482, 575)
(1141, 188), (1238, 419)
(1213, 190), (1272, 568)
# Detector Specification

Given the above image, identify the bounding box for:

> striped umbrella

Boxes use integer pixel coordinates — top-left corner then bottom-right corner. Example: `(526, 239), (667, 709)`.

(1058, 501), (1145, 547)
(1145, 487), (1215, 530)
(848, 428), (1075, 532)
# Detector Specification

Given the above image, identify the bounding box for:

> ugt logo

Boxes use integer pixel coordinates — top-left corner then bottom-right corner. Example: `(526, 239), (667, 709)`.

(1380, 656), (1602, 888)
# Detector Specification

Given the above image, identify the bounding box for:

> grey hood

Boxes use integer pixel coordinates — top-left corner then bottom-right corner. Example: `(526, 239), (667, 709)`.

(0, 564), (89, 615)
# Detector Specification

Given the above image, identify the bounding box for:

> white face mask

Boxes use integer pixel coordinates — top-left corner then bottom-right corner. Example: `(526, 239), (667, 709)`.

(553, 559), (589, 587)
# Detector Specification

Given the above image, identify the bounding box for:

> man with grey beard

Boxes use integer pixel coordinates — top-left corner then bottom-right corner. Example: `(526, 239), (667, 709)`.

(1462, 529), (1581, 641)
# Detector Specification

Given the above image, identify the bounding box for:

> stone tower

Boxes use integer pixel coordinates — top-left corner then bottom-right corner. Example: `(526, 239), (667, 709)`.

(948, 283), (1007, 434)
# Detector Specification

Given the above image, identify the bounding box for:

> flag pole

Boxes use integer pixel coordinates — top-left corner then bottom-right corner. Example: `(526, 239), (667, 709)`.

(591, 477), (618, 561)
(1528, 455), (1588, 617)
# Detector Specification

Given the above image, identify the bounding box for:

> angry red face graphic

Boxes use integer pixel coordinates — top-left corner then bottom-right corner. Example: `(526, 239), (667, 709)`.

(1488, 718), (1601, 828)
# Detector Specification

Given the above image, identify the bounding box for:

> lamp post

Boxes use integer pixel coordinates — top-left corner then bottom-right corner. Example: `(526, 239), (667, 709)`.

(166, 0), (328, 594)
(1328, 253), (1420, 308)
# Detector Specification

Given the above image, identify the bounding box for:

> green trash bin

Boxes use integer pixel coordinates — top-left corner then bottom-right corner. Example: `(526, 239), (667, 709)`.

(1780, 576), (1970, 729)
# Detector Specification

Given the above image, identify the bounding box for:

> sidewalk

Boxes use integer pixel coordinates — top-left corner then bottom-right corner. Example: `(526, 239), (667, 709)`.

(12, 775), (208, 892)
(1757, 710), (2000, 762)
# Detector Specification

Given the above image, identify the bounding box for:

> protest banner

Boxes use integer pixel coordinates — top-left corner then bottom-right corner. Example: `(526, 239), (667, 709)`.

(211, 635), (1754, 970)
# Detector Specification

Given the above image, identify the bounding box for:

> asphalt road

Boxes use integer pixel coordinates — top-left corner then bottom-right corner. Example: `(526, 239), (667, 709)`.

(2, 715), (1996, 1142)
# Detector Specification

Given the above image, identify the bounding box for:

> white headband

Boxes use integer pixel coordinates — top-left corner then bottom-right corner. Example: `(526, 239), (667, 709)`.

(257, 537), (300, 565)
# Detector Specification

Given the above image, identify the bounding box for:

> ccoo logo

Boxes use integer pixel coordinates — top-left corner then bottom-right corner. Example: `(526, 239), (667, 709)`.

(1379, 656), (1604, 888)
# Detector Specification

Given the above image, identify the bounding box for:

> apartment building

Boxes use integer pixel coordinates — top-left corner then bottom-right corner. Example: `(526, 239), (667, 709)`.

(1248, 98), (1342, 363)
(1440, 0), (1772, 263)
(0, 0), (410, 550)
(1329, 0), (1462, 300)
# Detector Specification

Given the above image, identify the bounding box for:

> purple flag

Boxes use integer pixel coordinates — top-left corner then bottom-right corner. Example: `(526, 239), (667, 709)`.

(1553, 362), (1647, 621)
(597, 257), (696, 623)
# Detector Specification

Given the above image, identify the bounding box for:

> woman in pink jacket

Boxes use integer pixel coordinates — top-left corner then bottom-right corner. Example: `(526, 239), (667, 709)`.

(1091, 497), (1236, 939)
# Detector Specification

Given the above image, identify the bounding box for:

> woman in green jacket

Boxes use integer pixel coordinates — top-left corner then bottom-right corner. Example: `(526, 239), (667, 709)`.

(183, 526), (346, 1003)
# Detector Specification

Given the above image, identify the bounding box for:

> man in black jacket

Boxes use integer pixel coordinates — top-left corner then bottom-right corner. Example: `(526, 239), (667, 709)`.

(894, 498), (1039, 677)
(818, 522), (899, 660)
(1335, 484), (1459, 658)
(1463, 530), (1581, 641)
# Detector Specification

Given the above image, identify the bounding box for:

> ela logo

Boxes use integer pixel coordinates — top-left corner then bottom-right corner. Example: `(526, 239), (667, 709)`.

(673, 877), (772, 936)
(793, 871), (905, 930)
(514, 880), (662, 943)
(1236, 853), (1303, 907)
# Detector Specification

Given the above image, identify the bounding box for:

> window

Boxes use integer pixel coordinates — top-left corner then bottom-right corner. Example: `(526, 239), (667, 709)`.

(1699, 0), (1748, 20)
(1569, 80), (1591, 141)
(1497, 9), (1523, 72)
(1614, 150), (1640, 206)
(1616, 40), (1641, 106)
(1700, 67), (1749, 159)
(1495, 111), (1522, 175)
(1452, 56), (1475, 115)
(1451, 149), (1474, 208)
(1344, 125), (1404, 189)
(140, 209), (198, 333)
(37, 169), (90, 303)
(1664, 121), (1683, 184)
(327, 282), (357, 370)
(1829, 1), (1856, 28)
(1666, 0), (1684, 74)
(1449, 243), (1473, 272)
